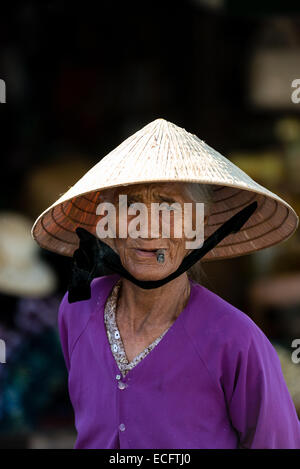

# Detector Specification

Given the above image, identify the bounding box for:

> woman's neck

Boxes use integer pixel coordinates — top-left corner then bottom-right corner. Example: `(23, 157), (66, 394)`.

(116, 273), (191, 335)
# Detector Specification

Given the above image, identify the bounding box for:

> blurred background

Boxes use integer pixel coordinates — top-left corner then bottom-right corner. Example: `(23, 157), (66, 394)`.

(1, 0), (300, 448)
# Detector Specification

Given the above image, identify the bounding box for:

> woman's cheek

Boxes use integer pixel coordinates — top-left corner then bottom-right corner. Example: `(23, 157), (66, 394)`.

(168, 239), (185, 265)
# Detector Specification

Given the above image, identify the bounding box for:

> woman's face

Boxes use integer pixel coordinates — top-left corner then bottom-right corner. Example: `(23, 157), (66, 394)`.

(101, 183), (208, 281)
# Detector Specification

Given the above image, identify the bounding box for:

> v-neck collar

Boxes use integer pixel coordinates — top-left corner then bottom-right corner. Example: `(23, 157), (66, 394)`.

(104, 279), (173, 377)
(92, 275), (196, 383)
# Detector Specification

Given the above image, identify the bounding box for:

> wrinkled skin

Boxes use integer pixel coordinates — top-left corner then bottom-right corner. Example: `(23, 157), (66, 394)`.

(98, 182), (208, 362)
(101, 182), (208, 282)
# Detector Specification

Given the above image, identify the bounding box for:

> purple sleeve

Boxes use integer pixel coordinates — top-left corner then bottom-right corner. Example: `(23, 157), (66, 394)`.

(58, 291), (70, 372)
(221, 326), (300, 448)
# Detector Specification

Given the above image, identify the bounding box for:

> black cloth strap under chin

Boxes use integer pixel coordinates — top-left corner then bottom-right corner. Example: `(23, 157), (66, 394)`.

(67, 201), (258, 303)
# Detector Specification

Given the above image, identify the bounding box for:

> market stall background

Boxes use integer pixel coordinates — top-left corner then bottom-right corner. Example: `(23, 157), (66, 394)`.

(0, 0), (300, 448)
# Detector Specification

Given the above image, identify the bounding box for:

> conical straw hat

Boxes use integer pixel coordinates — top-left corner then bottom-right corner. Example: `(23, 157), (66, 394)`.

(31, 118), (298, 261)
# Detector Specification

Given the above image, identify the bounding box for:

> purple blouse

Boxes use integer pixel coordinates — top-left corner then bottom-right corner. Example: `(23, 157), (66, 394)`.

(58, 274), (300, 449)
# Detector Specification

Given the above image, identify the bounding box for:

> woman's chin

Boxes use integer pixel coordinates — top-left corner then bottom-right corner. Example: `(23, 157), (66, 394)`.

(125, 265), (170, 282)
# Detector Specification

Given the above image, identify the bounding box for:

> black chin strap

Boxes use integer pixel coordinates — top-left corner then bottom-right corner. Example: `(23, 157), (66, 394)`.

(67, 201), (257, 303)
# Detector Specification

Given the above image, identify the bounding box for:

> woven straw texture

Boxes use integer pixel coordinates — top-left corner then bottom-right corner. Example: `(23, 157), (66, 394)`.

(31, 118), (298, 261)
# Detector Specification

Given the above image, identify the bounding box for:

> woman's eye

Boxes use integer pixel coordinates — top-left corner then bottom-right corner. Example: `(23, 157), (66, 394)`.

(160, 203), (176, 211)
(127, 199), (136, 207)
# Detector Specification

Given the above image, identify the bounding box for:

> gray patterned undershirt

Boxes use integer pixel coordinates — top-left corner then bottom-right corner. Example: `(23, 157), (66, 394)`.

(104, 279), (172, 377)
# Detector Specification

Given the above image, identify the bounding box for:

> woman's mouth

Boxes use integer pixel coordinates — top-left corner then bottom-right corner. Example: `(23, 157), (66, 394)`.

(134, 248), (161, 258)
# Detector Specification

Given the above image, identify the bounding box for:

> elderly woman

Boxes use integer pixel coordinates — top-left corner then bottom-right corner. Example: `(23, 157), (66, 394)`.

(31, 118), (300, 449)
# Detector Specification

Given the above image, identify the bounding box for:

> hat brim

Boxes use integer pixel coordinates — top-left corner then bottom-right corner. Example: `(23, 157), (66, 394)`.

(31, 179), (298, 261)
(30, 119), (299, 261)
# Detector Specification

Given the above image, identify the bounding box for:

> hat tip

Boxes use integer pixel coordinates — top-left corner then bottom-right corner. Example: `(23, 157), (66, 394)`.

(150, 117), (171, 128)
(153, 117), (168, 122)
(151, 117), (182, 129)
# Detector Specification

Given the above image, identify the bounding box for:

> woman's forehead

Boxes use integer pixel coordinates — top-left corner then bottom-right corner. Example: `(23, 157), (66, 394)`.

(114, 182), (186, 196)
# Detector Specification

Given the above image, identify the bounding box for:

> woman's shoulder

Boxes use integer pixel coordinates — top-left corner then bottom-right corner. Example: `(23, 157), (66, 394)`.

(59, 274), (121, 316)
(57, 274), (120, 358)
(186, 281), (280, 385)
(187, 280), (271, 349)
